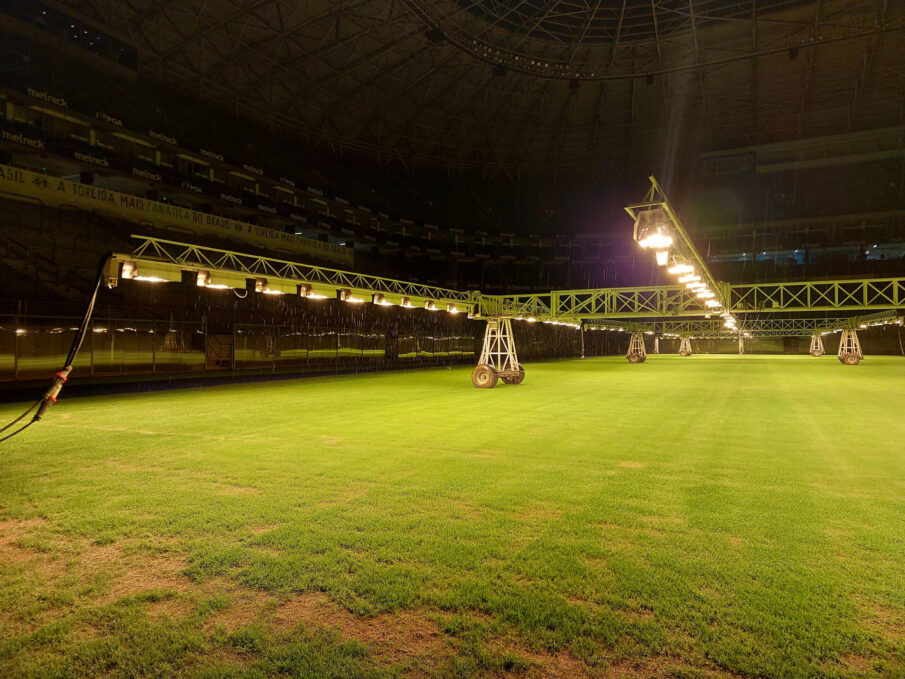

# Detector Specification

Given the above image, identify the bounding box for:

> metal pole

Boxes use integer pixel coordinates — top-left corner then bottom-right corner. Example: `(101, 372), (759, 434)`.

(14, 302), (20, 380)
(580, 322), (585, 359)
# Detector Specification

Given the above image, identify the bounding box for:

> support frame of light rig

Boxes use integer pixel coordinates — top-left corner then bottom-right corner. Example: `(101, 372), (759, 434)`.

(837, 329), (863, 365)
(480, 279), (905, 321)
(103, 226), (902, 386)
(810, 335), (825, 357)
(626, 333), (647, 363)
(113, 235), (478, 314)
(584, 311), (902, 339)
(473, 318), (524, 388)
(625, 176), (737, 331)
(118, 238), (904, 331)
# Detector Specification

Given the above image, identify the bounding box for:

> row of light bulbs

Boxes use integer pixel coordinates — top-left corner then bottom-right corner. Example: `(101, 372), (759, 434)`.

(635, 218), (740, 332)
(261, 279), (461, 313)
(819, 318), (904, 335)
(121, 261), (464, 314)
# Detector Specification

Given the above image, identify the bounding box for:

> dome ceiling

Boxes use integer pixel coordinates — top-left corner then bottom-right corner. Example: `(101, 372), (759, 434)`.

(454, 0), (813, 45)
(54, 0), (905, 173)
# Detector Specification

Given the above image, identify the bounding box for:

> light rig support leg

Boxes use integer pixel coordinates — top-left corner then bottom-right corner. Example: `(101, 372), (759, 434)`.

(472, 318), (525, 388)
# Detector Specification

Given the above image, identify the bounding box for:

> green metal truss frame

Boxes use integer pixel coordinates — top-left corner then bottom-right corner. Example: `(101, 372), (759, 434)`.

(477, 286), (710, 319)
(483, 175), (903, 326)
(727, 279), (905, 312)
(477, 277), (905, 320)
(624, 175), (731, 315)
(118, 234), (903, 339)
(124, 235), (478, 308)
(585, 311), (903, 338)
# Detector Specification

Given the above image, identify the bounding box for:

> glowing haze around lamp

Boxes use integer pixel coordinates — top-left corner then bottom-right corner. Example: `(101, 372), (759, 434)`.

(339, 289), (366, 304)
(667, 258), (694, 275)
(299, 284), (328, 299)
(633, 208), (673, 250)
(121, 260), (181, 283)
(196, 270), (248, 290)
(255, 278), (296, 295)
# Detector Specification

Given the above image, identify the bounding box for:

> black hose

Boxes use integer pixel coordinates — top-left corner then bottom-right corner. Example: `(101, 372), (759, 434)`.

(0, 253), (111, 444)
(0, 400), (40, 435)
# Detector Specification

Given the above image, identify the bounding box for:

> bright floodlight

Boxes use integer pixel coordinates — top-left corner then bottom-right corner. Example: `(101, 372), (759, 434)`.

(447, 303), (458, 313)
(197, 270), (248, 290)
(638, 229), (672, 250)
(340, 289), (366, 304)
(655, 250), (669, 266)
(123, 260), (182, 283)
(679, 274), (701, 284)
(667, 259), (694, 275)
(255, 278), (295, 295)
(198, 277), (226, 290)
(255, 278), (280, 294)
(633, 208), (673, 250)
(299, 284), (328, 299)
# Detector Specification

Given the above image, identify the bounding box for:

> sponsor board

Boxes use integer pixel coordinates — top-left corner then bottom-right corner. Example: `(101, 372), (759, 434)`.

(0, 164), (353, 266)
(1, 130), (45, 150)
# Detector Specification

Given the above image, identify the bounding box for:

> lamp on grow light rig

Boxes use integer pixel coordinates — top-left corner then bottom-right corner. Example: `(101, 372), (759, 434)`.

(625, 176), (740, 335)
(633, 207), (673, 251)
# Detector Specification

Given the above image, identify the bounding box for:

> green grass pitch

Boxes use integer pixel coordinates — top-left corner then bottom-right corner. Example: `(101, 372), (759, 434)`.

(1, 355), (904, 678)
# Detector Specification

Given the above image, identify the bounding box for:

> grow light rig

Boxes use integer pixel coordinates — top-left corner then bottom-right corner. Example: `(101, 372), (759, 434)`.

(625, 176), (741, 352)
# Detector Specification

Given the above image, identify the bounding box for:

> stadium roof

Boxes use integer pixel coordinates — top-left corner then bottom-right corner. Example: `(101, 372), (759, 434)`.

(55, 0), (905, 172)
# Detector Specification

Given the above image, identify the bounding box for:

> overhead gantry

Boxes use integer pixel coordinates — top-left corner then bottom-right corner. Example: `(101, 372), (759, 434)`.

(9, 181), (903, 442)
(106, 235), (479, 314)
(104, 172), (903, 388)
(105, 235), (903, 385)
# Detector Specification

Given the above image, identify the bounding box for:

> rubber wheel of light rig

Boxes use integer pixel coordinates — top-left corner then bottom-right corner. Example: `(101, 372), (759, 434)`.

(472, 364), (498, 388)
(811, 349), (825, 357)
(502, 367), (526, 385)
(842, 352), (861, 365)
(627, 353), (644, 364)
(678, 349), (691, 357)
